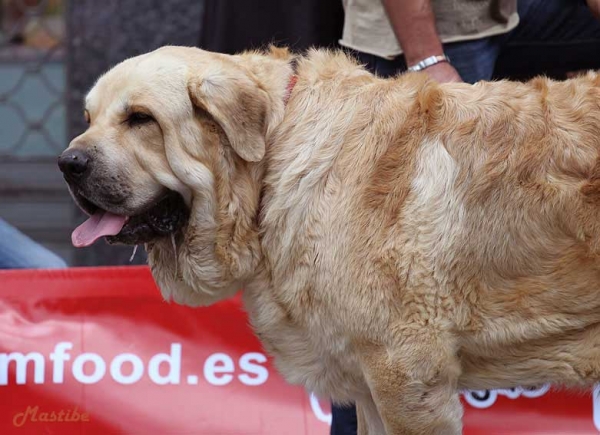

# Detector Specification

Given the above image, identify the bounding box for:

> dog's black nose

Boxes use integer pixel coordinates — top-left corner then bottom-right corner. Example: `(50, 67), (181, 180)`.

(58, 149), (90, 178)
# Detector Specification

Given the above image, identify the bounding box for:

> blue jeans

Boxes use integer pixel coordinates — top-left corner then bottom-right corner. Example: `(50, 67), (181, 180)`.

(353, 0), (600, 83)
(333, 0), (600, 433)
(0, 218), (67, 269)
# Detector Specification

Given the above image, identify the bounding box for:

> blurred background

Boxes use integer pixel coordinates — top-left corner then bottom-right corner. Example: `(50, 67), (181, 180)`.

(0, 0), (344, 267)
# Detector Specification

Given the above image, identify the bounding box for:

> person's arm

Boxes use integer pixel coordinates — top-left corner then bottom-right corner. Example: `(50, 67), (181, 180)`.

(382, 0), (462, 83)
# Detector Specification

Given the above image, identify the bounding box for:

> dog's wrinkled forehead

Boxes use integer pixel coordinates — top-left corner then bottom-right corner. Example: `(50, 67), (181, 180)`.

(85, 51), (190, 118)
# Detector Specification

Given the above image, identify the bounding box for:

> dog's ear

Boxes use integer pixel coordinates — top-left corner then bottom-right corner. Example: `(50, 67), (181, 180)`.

(187, 71), (268, 162)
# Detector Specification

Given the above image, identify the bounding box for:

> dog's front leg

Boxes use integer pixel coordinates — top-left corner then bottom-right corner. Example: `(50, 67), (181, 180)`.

(356, 395), (386, 435)
(360, 330), (463, 435)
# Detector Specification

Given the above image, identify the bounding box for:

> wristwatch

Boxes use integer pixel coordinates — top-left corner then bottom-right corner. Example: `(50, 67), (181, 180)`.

(407, 54), (450, 72)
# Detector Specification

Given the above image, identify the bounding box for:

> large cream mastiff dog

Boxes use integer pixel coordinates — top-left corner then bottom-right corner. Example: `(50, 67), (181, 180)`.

(59, 46), (600, 434)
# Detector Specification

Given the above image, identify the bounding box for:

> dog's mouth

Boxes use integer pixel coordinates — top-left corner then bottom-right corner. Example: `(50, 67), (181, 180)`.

(70, 191), (189, 247)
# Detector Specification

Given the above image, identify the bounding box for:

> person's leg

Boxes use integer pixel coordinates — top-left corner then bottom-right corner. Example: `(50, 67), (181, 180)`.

(0, 218), (67, 269)
(330, 403), (358, 435)
(494, 0), (600, 80)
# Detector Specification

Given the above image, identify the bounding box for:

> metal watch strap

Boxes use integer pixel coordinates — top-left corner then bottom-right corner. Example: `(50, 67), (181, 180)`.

(407, 54), (450, 72)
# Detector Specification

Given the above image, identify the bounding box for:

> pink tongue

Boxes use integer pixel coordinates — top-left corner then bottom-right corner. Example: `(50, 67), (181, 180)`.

(71, 211), (128, 248)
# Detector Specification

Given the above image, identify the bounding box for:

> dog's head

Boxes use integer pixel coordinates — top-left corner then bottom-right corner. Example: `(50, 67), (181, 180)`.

(60, 46), (278, 249)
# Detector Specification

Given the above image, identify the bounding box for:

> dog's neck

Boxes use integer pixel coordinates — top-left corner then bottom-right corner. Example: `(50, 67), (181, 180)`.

(202, 50), (298, 292)
(240, 48), (299, 137)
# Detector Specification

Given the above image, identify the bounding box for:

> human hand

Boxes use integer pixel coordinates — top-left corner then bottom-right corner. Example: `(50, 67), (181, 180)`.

(588, 0), (600, 19)
(424, 62), (463, 83)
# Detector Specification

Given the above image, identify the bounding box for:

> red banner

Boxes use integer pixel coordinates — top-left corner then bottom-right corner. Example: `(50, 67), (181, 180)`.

(0, 267), (598, 434)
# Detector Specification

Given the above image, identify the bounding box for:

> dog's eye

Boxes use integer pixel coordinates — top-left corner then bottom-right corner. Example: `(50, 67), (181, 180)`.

(128, 112), (154, 126)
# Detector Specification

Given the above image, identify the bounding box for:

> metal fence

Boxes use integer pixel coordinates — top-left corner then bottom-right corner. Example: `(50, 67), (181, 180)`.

(0, 0), (65, 158)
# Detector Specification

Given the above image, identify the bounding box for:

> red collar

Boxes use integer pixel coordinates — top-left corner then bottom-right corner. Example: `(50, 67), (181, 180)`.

(284, 75), (298, 105)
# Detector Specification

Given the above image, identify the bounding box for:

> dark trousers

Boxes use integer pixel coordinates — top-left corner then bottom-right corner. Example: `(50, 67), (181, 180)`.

(331, 0), (600, 433)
